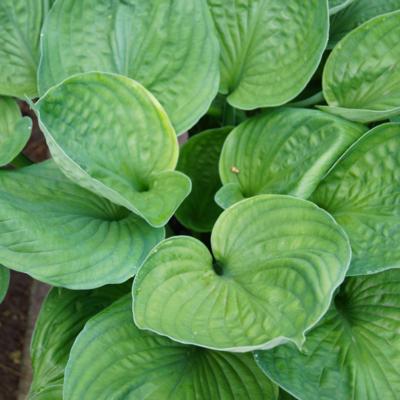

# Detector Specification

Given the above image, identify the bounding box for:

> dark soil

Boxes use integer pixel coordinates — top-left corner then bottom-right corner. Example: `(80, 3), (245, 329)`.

(0, 272), (33, 400)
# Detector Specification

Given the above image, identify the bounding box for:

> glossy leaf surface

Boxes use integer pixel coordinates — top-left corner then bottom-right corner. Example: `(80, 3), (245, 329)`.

(217, 108), (366, 209)
(311, 123), (400, 275)
(0, 0), (51, 98)
(0, 161), (163, 289)
(38, 0), (219, 134)
(322, 11), (400, 122)
(29, 284), (130, 400)
(64, 296), (278, 400)
(133, 195), (350, 351)
(207, 0), (329, 109)
(255, 269), (400, 400)
(0, 97), (31, 166)
(35, 72), (191, 228)
(176, 127), (231, 232)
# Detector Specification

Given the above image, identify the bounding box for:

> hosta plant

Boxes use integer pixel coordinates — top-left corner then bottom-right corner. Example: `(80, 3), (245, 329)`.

(0, 0), (399, 399)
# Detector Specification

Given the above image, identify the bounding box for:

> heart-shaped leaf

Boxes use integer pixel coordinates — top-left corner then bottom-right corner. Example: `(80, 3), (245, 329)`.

(176, 127), (231, 232)
(207, 0), (329, 109)
(255, 268), (400, 400)
(311, 123), (400, 275)
(216, 108), (366, 209)
(133, 195), (351, 352)
(321, 10), (400, 122)
(0, 0), (52, 98)
(38, 0), (219, 134)
(0, 161), (163, 289)
(34, 72), (191, 228)
(0, 265), (10, 304)
(329, 0), (400, 47)
(329, 0), (355, 15)
(64, 295), (278, 400)
(29, 284), (130, 400)
(0, 97), (31, 166)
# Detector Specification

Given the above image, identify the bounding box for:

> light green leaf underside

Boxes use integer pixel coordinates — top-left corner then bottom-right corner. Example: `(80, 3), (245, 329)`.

(207, 0), (329, 109)
(329, 0), (400, 47)
(255, 269), (400, 400)
(0, 97), (31, 166)
(311, 123), (400, 275)
(38, 0), (219, 134)
(217, 108), (366, 209)
(323, 11), (400, 122)
(176, 127), (231, 232)
(35, 72), (191, 228)
(64, 295), (278, 400)
(133, 195), (351, 352)
(0, 265), (10, 303)
(329, 0), (355, 15)
(0, 0), (51, 98)
(29, 284), (131, 400)
(0, 161), (164, 289)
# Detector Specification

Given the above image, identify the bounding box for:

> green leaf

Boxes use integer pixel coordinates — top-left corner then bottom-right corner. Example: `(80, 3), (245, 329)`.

(255, 268), (400, 400)
(176, 127), (231, 232)
(322, 11), (400, 123)
(29, 284), (131, 400)
(0, 97), (31, 166)
(133, 195), (351, 351)
(207, 0), (329, 109)
(35, 72), (191, 228)
(0, 265), (10, 304)
(392, 115), (400, 122)
(0, 161), (163, 289)
(216, 108), (366, 209)
(329, 0), (355, 15)
(0, 0), (51, 98)
(38, 0), (219, 134)
(311, 123), (400, 275)
(329, 0), (400, 47)
(64, 295), (278, 400)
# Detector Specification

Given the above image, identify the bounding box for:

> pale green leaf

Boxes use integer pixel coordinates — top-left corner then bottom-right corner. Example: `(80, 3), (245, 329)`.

(38, 0), (219, 134)
(35, 72), (191, 228)
(0, 97), (31, 166)
(0, 161), (164, 289)
(207, 0), (329, 109)
(133, 195), (350, 351)
(64, 295), (278, 400)
(255, 269), (400, 400)
(0, 0), (52, 98)
(216, 108), (366, 209)
(329, 0), (400, 47)
(176, 127), (231, 232)
(0, 265), (10, 304)
(329, 0), (355, 15)
(311, 123), (400, 275)
(29, 284), (131, 400)
(322, 11), (400, 123)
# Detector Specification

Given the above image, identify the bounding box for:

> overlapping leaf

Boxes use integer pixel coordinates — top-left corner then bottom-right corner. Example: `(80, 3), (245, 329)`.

(328, 0), (355, 15)
(216, 108), (366, 209)
(0, 0), (52, 98)
(207, 0), (329, 109)
(38, 0), (219, 134)
(321, 11), (400, 122)
(0, 97), (31, 166)
(0, 161), (163, 289)
(311, 123), (400, 275)
(329, 0), (400, 47)
(35, 72), (191, 228)
(64, 295), (278, 400)
(176, 127), (231, 232)
(0, 265), (10, 304)
(133, 195), (350, 351)
(255, 269), (400, 400)
(29, 284), (130, 400)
